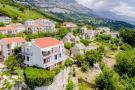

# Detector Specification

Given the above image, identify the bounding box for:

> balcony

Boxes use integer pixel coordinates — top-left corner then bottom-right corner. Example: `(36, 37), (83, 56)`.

(43, 56), (67, 68)
(21, 51), (33, 56)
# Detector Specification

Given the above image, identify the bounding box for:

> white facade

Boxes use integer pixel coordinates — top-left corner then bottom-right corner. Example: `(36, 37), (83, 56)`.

(24, 19), (55, 33)
(22, 38), (66, 69)
(0, 16), (11, 24)
(62, 33), (75, 43)
(0, 23), (25, 35)
(97, 27), (111, 34)
(0, 37), (26, 60)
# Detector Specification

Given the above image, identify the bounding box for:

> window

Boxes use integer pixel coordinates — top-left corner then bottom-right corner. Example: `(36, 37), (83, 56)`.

(44, 58), (50, 64)
(27, 56), (29, 61)
(59, 54), (61, 57)
(55, 55), (57, 60)
(7, 44), (10, 49)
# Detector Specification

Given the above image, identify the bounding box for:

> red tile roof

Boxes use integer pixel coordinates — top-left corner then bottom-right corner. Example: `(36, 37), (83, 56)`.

(1, 37), (26, 44)
(0, 26), (17, 31)
(33, 37), (62, 48)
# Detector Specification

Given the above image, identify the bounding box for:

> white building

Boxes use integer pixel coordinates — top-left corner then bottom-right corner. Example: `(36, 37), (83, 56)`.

(80, 27), (95, 40)
(22, 37), (67, 69)
(0, 16), (11, 24)
(24, 19), (55, 33)
(97, 27), (111, 34)
(0, 37), (26, 60)
(109, 32), (119, 38)
(62, 33), (75, 43)
(0, 23), (25, 35)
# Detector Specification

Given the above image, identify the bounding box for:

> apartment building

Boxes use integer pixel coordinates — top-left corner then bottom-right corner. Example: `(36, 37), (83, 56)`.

(0, 37), (26, 60)
(22, 37), (66, 69)
(24, 19), (55, 33)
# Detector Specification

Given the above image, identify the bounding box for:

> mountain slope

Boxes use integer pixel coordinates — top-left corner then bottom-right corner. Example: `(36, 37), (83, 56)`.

(96, 11), (135, 25)
(2, 0), (135, 30)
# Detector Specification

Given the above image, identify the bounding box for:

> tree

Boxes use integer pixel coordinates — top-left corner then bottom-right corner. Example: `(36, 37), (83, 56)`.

(58, 27), (69, 38)
(95, 66), (124, 90)
(75, 54), (85, 67)
(120, 43), (132, 51)
(4, 55), (21, 70)
(80, 39), (91, 46)
(85, 50), (102, 66)
(0, 33), (6, 39)
(64, 59), (74, 67)
(114, 50), (135, 77)
(0, 22), (5, 26)
(64, 43), (73, 50)
(119, 28), (135, 47)
(96, 34), (112, 42)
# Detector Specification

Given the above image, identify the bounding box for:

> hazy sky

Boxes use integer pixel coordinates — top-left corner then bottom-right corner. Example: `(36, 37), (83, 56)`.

(76, 0), (135, 18)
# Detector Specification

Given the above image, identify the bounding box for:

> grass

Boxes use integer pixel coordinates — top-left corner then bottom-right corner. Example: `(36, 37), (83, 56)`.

(79, 81), (92, 90)
(0, 4), (45, 22)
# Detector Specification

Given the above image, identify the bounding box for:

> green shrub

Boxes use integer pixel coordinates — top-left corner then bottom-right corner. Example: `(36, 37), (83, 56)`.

(66, 79), (74, 90)
(24, 67), (61, 89)
(64, 43), (73, 50)
(120, 43), (132, 51)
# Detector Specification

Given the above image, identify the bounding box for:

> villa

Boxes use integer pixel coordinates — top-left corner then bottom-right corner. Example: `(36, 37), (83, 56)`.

(22, 37), (67, 69)
(24, 19), (55, 33)
(0, 37), (26, 60)
(0, 23), (25, 35)
(62, 33), (76, 43)
(62, 22), (77, 31)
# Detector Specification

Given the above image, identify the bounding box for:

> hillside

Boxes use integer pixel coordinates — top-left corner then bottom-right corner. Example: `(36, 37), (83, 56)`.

(0, 0), (62, 23)
(0, 0), (135, 30)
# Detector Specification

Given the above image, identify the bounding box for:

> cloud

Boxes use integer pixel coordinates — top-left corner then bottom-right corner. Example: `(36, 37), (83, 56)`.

(76, 0), (135, 18)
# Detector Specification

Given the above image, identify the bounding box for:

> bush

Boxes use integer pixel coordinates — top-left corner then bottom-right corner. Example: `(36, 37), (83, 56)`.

(66, 79), (74, 90)
(85, 50), (103, 66)
(95, 66), (124, 90)
(64, 43), (73, 50)
(80, 39), (91, 46)
(81, 62), (89, 72)
(120, 28), (135, 47)
(96, 34), (112, 42)
(114, 50), (135, 77)
(110, 44), (118, 50)
(120, 43), (132, 51)
(24, 67), (61, 89)
(64, 59), (74, 67)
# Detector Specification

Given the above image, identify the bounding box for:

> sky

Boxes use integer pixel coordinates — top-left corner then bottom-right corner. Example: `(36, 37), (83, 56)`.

(76, 0), (135, 19)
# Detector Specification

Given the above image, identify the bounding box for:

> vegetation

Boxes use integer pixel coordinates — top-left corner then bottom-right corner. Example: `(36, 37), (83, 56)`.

(66, 79), (74, 90)
(96, 34), (112, 43)
(0, 22), (5, 26)
(95, 66), (124, 90)
(64, 43), (74, 50)
(80, 39), (91, 46)
(0, 33), (6, 39)
(64, 59), (74, 67)
(75, 48), (103, 72)
(120, 28), (135, 47)
(120, 43), (132, 51)
(4, 47), (23, 70)
(115, 50), (135, 77)
(24, 66), (63, 89)
(79, 79), (92, 90)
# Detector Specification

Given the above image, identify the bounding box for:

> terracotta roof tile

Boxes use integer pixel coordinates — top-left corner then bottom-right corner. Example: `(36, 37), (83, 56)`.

(0, 26), (17, 31)
(1, 37), (26, 44)
(33, 37), (62, 48)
